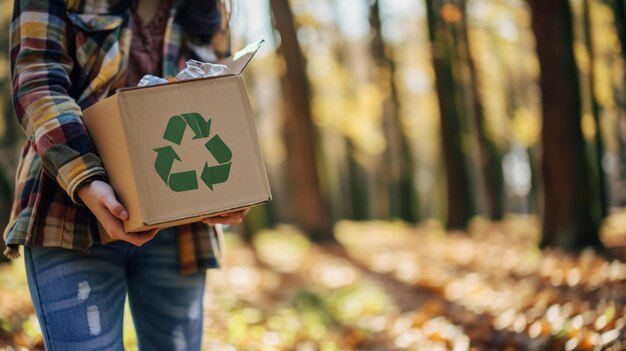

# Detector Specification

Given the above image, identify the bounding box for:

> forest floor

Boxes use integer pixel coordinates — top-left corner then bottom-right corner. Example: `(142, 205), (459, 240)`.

(1, 215), (626, 351)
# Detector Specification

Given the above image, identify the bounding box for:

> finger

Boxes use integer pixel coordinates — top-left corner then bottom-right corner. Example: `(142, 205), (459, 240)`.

(103, 195), (129, 221)
(236, 208), (250, 216)
(202, 216), (244, 225)
(219, 209), (247, 216)
(134, 228), (159, 245)
(201, 217), (219, 224)
(218, 213), (243, 219)
(97, 207), (126, 240)
(201, 209), (250, 224)
(116, 229), (159, 246)
(127, 229), (159, 246)
(222, 210), (247, 218)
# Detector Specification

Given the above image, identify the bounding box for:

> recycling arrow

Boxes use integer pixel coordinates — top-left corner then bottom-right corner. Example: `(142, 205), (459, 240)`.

(202, 135), (232, 190)
(154, 112), (232, 192)
(163, 112), (212, 145)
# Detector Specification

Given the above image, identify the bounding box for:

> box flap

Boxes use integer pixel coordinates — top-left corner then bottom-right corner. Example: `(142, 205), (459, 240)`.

(220, 39), (264, 74)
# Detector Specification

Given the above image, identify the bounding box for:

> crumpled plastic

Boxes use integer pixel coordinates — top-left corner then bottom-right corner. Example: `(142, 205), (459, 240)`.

(175, 60), (231, 81)
(137, 75), (169, 87)
(137, 60), (231, 87)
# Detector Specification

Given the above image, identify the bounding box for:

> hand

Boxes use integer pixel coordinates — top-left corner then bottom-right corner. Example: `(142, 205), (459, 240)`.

(77, 180), (158, 246)
(201, 208), (250, 225)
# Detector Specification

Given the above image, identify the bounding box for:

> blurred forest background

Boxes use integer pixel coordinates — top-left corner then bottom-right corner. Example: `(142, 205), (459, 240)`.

(3, 0), (626, 350)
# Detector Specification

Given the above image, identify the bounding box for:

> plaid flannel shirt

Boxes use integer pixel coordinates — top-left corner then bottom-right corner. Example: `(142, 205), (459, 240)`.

(4, 0), (225, 274)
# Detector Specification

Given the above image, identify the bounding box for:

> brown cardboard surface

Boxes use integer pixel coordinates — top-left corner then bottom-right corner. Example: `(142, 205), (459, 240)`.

(118, 75), (270, 228)
(81, 94), (145, 231)
(82, 45), (271, 238)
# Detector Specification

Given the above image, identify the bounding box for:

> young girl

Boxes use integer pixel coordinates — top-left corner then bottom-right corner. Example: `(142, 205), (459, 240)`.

(6, 0), (246, 349)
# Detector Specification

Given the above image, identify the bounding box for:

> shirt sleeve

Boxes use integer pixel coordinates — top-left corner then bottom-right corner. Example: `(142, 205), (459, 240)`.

(10, 0), (106, 204)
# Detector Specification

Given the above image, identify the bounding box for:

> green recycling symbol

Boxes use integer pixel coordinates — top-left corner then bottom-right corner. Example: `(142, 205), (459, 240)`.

(154, 112), (232, 192)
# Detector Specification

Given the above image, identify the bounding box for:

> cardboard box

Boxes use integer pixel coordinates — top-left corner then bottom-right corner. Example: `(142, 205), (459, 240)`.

(82, 40), (271, 237)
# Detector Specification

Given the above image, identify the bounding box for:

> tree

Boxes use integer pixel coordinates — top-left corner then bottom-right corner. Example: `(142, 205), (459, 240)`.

(581, 0), (609, 219)
(607, 0), (626, 68)
(0, 0), (15, 263)
(604, 0), (626, 207)
(0, 0), (18, 150)
(425, 0), (475, 229)
(369, 0), (418, 222)
(458, 2), (505, 220)
(527, 0), (604, 249)
(269, 0), (332, 240)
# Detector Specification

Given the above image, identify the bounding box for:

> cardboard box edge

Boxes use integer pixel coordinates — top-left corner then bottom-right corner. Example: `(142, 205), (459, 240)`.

(100, 197), (271, 243)
(82, 94), (147, 240)
(235, 75), (273, 201)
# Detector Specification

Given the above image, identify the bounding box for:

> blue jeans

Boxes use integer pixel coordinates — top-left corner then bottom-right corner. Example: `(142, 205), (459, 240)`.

(24, 229), (207, 351)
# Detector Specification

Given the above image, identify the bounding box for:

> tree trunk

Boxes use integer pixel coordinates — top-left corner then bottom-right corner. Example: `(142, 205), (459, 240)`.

(527, 0), (603, 250)
(606, 0), (626, 208)
(582, 0), (609, 218)
(347, 144), (371, 220)
(0, 1), (20, 149)
(458, 2), (505, 220)
(0, 1), (16, 263)
(369, 0), (418, 222)
(609, 0), (626, 65)
(425, 0), (475, 229)
(269, 0), (331, 240)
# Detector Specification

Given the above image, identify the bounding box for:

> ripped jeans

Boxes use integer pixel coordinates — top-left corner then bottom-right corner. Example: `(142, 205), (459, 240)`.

(24, 228), (207, 351)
